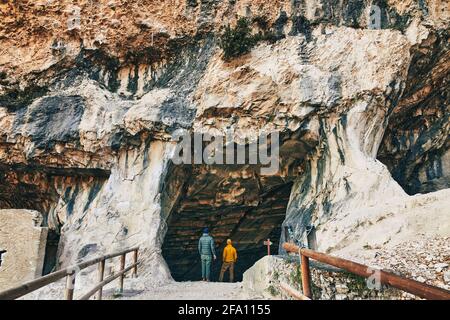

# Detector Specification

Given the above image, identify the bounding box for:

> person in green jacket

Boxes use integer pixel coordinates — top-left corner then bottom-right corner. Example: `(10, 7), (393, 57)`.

(198, 228), (216, 281)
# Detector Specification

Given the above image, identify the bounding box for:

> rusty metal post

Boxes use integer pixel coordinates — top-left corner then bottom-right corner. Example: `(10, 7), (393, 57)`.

(65, 272), (76, 300)
(132, 249), (138, 278)
(301, 253), (312, 299)
(96, 259), (105, 300)
(264, 239), (272, 256)
(118, 253), (126, 293)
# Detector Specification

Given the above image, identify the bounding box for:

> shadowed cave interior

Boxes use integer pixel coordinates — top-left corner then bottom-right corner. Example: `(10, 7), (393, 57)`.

(161, 163), (295, 282)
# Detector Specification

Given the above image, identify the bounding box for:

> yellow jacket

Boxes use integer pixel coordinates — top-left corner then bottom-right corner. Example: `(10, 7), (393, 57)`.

(223, 240), (237, 263)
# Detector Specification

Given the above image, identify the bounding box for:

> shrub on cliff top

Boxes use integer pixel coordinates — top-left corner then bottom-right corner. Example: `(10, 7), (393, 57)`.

(219, 17), (280, 61)
(219, 18), (256, 61)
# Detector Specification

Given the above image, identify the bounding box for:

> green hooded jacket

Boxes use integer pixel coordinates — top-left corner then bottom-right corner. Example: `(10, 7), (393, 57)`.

(198, 234), (216, 256)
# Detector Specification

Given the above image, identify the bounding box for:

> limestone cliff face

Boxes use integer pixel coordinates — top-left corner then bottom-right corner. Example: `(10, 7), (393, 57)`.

(0, 0), (449, 285)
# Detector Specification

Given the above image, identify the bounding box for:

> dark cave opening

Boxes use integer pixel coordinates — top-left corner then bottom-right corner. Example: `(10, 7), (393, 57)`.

(159, 128), (316, 282)
(42, 230), (60, 275)
(161, 164), (294, 282)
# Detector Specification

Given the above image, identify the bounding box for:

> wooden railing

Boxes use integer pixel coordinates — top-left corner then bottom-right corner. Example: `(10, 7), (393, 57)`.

(283, 243), (450, 300)
(0, 247), (139, 300)
(279, 282), (311, 300)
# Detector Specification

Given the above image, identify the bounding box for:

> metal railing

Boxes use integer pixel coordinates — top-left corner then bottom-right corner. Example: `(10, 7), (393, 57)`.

(0, 247), (139, 300)
(283, 243), (450, 300)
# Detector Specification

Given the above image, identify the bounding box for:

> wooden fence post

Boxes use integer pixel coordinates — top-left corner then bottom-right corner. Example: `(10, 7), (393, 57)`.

(118, 253), (126, 293)
(96, 259), (105, 300)
(65, 272), (76, 300)
(132, 249), (138, 278)
(301, 253), (312, 299)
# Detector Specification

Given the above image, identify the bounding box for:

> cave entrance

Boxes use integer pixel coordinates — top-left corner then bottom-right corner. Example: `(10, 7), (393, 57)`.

(161, 164), (294, 282)
(42, 230), (60, 275)
(160, 126), (317, 282)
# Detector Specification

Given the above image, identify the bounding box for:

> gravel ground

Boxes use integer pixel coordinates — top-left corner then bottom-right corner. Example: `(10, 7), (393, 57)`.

(365, 235), (450, 291)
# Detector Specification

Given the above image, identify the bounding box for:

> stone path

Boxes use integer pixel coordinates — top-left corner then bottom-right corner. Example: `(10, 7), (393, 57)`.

(112, 280), (251, 300)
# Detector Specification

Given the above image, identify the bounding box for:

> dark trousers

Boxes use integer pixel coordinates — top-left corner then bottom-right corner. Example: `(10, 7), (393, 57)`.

(219, 262), (235, 282)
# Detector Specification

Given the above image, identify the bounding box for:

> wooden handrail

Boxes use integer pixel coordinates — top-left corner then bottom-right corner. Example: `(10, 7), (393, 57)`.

(79, 262), (140, 300)
(0, 246), (139, 300)
(283, 243), (450, 300)
(279, 282), (311, 300)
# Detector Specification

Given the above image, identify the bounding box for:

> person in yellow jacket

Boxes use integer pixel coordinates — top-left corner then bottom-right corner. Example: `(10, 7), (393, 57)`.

(219, 239), (237, 282)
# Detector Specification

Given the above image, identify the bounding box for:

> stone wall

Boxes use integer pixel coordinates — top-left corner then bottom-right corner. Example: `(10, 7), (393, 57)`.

(243, 255), (417, 300)
(0, 209), (48, 291)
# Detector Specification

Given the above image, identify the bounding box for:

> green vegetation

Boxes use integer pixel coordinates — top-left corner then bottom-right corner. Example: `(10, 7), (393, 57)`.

(267, 285), (280, 297)
(311, 281), (322, 299)
(219, 17), (279, 61)
(289, 265), (302, 288)
(273, 270), (280, 280)
(219, 18), (255, 61)
(344, 272), (370, 293)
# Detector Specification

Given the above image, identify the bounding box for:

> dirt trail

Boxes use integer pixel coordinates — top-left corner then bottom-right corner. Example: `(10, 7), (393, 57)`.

(113, 280), (252, 300)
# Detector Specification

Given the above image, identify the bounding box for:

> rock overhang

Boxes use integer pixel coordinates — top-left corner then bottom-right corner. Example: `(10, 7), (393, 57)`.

(0, 0), (448, 289)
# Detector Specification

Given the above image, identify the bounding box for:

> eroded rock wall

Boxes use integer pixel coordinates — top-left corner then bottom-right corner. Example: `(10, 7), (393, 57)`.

(379, 29), (449, 194)
(0, 0), (448, 289)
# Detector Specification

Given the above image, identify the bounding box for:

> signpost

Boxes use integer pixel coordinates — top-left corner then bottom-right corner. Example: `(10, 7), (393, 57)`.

(263, 239), (272, 256)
